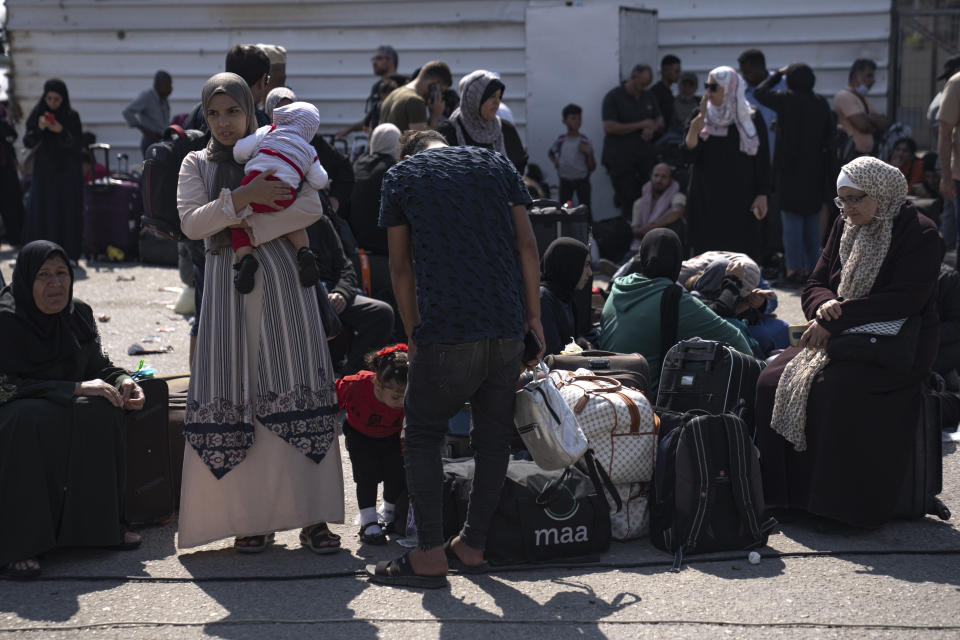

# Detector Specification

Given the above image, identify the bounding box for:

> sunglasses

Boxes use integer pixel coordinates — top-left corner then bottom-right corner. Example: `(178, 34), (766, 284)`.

(704, 82), (720, 92)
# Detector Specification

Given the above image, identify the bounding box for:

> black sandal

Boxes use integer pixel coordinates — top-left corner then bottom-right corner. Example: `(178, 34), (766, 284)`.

(359, 522), (387, 545)
(234, 532), (274, 554)
(443, 538), (490, 575)
(233, 255), (260, 294)
(296, 247), (320, 287)
(1, 559), (40, 581)
(367, 551), (448, 589)
(299, 523), (342, 555)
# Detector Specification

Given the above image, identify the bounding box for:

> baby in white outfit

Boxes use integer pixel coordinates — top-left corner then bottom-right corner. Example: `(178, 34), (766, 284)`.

(231, 101), (328, 293)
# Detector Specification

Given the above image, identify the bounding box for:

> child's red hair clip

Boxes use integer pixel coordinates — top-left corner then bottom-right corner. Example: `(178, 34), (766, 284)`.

(376, 343), (409, 357)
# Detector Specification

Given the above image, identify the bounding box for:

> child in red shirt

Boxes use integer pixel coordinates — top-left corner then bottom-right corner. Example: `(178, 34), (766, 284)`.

(336, 344), (408, 545)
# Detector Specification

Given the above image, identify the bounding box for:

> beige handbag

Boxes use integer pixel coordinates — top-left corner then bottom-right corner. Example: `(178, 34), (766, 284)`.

(549, 369), (659, 485)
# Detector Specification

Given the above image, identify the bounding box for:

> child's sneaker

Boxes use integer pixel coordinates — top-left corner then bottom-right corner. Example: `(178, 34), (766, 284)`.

(233, 255), (259, 294)
(297, 247), (321, 287)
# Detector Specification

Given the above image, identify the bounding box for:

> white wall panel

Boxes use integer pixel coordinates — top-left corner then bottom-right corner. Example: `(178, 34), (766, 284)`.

(7, 0), (529, 162)
(7, 0), (892, 223)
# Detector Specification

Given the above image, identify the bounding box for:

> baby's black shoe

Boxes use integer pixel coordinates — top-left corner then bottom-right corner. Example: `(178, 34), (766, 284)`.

(297, 247), (321, 287)
(233, 255), (259, 294)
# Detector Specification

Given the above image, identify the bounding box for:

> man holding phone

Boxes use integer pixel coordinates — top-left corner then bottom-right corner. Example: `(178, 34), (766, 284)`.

(370, 130), (543, 588)
(378, 60), (452, 132)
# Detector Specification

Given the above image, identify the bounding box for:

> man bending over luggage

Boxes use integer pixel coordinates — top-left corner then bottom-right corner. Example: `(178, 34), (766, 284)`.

(368, 130), (543, 588)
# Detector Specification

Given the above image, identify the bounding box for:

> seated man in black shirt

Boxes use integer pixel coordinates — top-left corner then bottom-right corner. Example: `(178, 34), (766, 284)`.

(368, 130), (542, 588)
(305, 214), (393, 376)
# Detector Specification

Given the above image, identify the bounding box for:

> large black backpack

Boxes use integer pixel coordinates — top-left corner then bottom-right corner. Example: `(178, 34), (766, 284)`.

(140, 125), (210, 241)
(650, 409), (776, 571)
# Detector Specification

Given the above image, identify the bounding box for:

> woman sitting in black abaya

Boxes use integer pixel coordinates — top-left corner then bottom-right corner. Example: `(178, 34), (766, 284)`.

(755, 157), (941, 527)
(0, 241), (145, 579)
(539, 238), (593, 356)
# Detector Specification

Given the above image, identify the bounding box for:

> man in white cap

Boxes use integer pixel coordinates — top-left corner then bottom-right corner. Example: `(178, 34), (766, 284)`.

(257, 44), (287, 98)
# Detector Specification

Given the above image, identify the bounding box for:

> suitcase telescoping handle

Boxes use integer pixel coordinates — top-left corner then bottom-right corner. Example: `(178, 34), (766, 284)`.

(89, 142), (112, 176)
(676, 340), (718, 361)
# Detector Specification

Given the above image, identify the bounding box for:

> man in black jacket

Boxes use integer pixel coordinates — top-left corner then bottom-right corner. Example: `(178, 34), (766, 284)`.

(306, 214), (394, 375)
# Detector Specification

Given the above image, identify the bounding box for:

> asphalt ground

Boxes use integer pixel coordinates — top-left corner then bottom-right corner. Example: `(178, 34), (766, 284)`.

(1, 244), (959, 639)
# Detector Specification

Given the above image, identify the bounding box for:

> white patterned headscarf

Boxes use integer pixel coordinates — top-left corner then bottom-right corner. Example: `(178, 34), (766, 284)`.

(700, 66), (759, 156)
(770, 157), (908, 451)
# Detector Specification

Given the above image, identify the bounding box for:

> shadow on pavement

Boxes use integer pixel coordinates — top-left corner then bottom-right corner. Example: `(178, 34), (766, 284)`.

(0, 520), (178, 622)
(774, 512), (960, 587)
(178, 547), (377, 640)
(418, 573), (641, 640)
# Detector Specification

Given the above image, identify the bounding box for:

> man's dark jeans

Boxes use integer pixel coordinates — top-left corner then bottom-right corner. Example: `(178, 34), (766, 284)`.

(559, 177), (591, 211)
(403, 338), (524, 551)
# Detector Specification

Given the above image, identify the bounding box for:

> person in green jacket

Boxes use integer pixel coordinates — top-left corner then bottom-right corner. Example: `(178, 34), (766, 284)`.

(598, 228), (753, 389)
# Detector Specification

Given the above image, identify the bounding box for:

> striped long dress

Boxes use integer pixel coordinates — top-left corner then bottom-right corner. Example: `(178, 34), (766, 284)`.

(176, 149), (344, 548)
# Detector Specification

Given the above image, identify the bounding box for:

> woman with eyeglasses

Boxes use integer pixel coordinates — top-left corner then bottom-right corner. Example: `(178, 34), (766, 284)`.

(0, 241), (146, 579)
(754, 156), (941, 527)
(682, 66), (770, 260)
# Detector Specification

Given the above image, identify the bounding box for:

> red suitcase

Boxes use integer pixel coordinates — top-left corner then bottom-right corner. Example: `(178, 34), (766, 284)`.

(83, 143), (141, 259)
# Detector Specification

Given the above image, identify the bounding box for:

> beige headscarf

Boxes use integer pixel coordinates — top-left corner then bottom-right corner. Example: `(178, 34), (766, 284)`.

(769, 156), (908, 451)
(369, 123), (401, 160)
(201, 73), (258, 200)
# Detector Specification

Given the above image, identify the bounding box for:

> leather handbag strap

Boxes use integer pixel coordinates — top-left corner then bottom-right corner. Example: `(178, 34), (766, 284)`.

(613, 391), (641, 433)
(569, 375), (622, 393)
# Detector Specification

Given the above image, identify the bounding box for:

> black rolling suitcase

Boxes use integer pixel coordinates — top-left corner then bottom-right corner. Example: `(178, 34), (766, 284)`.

(164, 375), (189, 507)
(656, 338), (765, 437)
(124, 378), (176, 525)
(894, 382), (951, 521)
(83, 144), (142, 260)
(529, 199), (592, 333)
(544, 350), (650, 397)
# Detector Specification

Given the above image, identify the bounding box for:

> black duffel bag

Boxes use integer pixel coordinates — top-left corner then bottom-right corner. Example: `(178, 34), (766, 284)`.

(442, 454), (619, 565)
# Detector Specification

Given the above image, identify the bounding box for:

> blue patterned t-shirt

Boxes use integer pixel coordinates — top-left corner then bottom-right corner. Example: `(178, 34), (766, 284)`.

(379, 145), (532, 346)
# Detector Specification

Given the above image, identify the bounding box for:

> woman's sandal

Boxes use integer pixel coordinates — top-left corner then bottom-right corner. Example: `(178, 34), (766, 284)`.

(367, 551), (448, 589)
(299, 523), (342, 555)
(234, 532), (275, 554)
(108, 531), (143, 551)
(1, 559), (40, 581)
(359, 522), (387, 546)
(443, 538), (490, 575)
